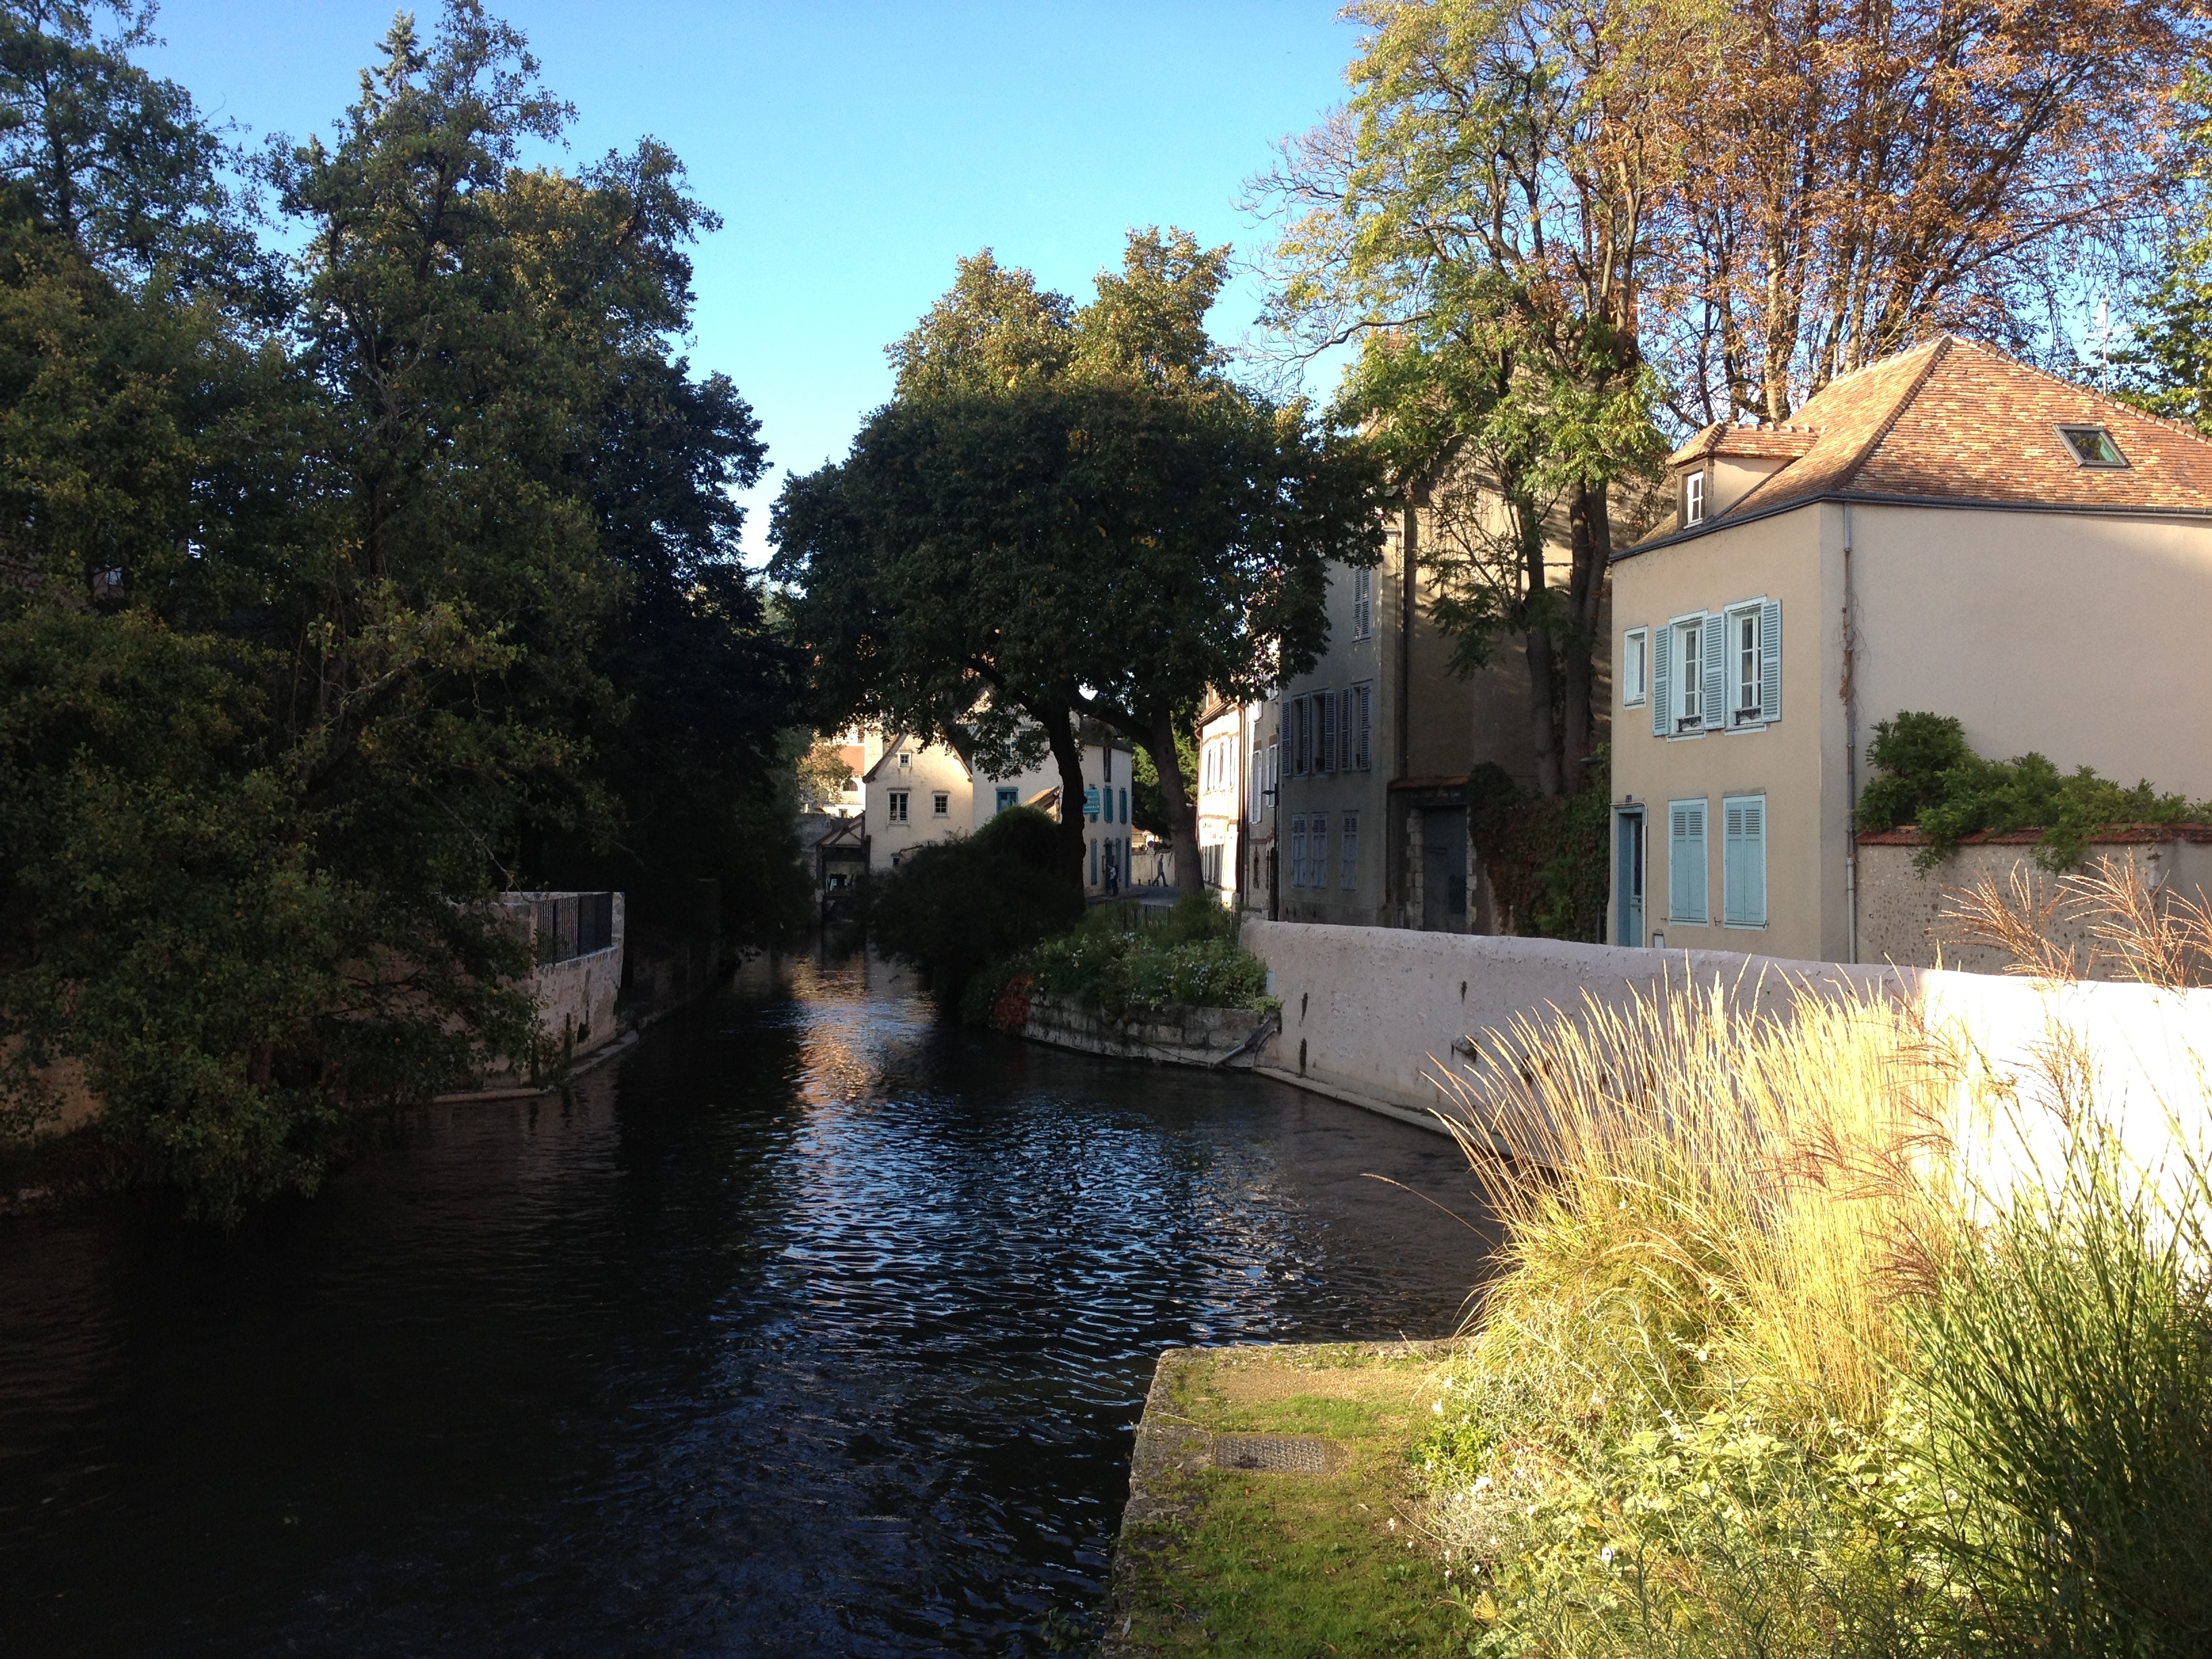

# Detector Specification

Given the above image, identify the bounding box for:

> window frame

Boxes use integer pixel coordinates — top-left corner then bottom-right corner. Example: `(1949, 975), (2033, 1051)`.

(1351, 567), (1374, 640)
(932, 791), (950, 818)
(1290, 814), (1308, 887)
(887, 790), (910, 824)
(996, 787), (1017, 814)
(1684, 469), (1706, 525)
(1726, 601), (1764, 726)
(1340, 811), (1359, 890)
(2055, 424), (2129, 468)
(1670, 613), (1706, 735)
(1622, 627), (1648, 708)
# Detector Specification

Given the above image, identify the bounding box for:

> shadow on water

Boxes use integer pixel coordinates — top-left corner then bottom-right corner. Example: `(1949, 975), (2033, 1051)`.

(0, 943), (1500, 1657)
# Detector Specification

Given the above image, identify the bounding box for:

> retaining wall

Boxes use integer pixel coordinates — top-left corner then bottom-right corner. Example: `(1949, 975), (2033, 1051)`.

(1242, 922), (2212, 1196)
(1021, 991), (1269, 1068)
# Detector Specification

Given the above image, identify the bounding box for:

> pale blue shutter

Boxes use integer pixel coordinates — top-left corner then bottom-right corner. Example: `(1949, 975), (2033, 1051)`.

(1702, 613), (1726, 732)
(1759, 599), (1782, 723)
(1651, 625), (1671, 737)
(1723, 796), (1766, 925)
(1670, 799), (1708, 922)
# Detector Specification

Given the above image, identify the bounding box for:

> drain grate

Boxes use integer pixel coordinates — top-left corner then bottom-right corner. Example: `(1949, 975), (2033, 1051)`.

(1212, 1434), (1338, 1474)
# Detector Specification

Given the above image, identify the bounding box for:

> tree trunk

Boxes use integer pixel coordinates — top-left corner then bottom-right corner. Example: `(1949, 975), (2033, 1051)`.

(1038, 706), (1091, 898)
(1149, 703), (1204, 900)
(1519, 497), (1563, 798)
(1559, 478), (1612, 792)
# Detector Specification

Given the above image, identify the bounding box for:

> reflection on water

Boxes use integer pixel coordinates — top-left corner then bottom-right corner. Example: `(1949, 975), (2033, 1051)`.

(0, 947), (1496, 1656)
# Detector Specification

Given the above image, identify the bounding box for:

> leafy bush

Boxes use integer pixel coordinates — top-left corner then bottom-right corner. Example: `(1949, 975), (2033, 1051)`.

(863, 806), (1082, 1003)
(1017, 895), (1270, 1021)
(1860, 711), (2212, 869)
(1467, 750), (1611, 941)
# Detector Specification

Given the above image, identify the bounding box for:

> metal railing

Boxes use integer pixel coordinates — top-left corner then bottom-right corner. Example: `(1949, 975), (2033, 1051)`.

(531, 892), (617, 965)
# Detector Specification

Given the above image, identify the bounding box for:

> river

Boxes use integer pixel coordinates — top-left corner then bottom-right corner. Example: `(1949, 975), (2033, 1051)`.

(0, 947), (1496, 1657)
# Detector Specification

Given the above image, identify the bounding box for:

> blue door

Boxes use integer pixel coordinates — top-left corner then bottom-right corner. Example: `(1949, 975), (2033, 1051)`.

(1615, 808), (1646, 946)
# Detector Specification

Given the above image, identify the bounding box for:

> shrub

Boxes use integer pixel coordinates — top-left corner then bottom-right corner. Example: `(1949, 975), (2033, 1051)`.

(1018, 895), (1271, 1021)
(863, 806), (1082, 1004)
(1859, 710), (2212, 869)
(1467, 749), (1611, 941)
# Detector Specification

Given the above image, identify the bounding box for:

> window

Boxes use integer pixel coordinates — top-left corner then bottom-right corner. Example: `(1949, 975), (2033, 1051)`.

(996, 787), (1017, 813)
(1266, 741), (1279, 809)
(1317, 690), (1336, 773)
(1351, 567), (1374, 639)
(932, 791), (949, 817)
(888, 790), (910, 823)
(1684, 469), (1706, 525)
(1311, 814), (1329, 884)
(1668, 798), (1708, 923)
(1723, 794), (1767, 926)
(1120, 787), (1128, 824)
(1723, 598), (1782, 727)
(1200, 844), (1223, 888)
(1345, 682), (1374, 771)
(897, 751), (912, 769)
(2057, 424), (2129, 468)
(1090, 838), (1099, 886)
(1104, 746), (1113, 781)
(1622, 627), (1647, 708)
(1290, 815), (1307, 886)
(1340, 812), (1359, 889)
(1674, 616), (1705, 733)
(1295, 697), (1313, 775)
(1084, 785), (1100, 822)
(1250, 738), (1265, 822)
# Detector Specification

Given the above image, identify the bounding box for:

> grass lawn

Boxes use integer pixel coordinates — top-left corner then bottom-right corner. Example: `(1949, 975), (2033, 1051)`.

(1105, 1342), (1471, 1658)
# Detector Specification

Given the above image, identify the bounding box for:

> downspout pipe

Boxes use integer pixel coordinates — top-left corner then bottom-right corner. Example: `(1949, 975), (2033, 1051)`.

(1842, 503), (1860, 965)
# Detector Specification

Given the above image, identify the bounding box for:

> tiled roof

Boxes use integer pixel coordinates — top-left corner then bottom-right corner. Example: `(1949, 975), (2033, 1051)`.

(1666, 422), (1820, 466)
(1630, 335), (2212, 552)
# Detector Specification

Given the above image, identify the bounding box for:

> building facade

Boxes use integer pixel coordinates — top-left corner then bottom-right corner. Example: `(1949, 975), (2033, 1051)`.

(855, 724), (1139, 898)
(1608, 334), (2212, 962)
(1248, 474), (1623, 932)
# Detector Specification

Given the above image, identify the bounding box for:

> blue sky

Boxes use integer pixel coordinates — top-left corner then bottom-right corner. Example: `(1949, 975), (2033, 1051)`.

(143, 2), (1364, 556)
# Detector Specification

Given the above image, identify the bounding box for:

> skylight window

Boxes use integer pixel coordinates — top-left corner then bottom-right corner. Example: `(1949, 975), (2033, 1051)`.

(2057, 425), (2129, 468)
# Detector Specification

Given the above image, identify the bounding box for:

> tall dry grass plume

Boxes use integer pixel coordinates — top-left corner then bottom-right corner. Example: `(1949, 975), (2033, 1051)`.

(1942, 853), (2212, 988)
(1435, 972), (1956, 1429)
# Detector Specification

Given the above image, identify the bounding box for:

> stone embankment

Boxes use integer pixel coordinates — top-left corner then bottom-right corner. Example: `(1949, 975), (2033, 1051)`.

(991, 976), (1277, 1069)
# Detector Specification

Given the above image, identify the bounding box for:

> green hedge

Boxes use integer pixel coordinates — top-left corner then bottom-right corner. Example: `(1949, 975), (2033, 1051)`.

(1860, 711), (2212, 870)
(969, 895), (1273, 1025)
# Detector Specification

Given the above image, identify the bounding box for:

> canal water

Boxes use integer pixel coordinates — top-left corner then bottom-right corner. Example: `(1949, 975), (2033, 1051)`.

(0, 949), (1496, 1657)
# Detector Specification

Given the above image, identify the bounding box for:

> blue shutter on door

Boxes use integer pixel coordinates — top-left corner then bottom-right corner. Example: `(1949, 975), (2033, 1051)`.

(1760, 598), (1782, 722)
(1651, 625), (1671, 737)
(1702, 613), (1727, 732)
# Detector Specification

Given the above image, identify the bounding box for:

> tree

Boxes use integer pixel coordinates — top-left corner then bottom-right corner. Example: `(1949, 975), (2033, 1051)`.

(773, 230), (1385, 898)
(1256, 0), (1683, 795)
(1659, 0), (2198, 426)
(1, 0), (799, 1215)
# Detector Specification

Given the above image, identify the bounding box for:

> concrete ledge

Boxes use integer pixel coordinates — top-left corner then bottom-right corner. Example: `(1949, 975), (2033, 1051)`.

(1018, 991), (1274, 1069)
(432, 1029), (638, 1104)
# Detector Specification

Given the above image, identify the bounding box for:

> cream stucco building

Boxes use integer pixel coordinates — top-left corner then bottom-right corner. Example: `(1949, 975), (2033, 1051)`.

(857, 724), (1138, 897)
(1609, 334), (2212, 962)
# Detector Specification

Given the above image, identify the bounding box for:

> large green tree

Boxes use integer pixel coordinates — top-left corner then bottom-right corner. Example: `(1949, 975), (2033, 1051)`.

(773, 232), (1383, 898)
(0, 0), (798, 1217)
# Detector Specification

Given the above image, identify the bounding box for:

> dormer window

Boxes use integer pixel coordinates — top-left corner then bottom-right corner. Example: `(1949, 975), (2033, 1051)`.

(1684, 470), (1706, 526)
(2057, 425), (2129, 468)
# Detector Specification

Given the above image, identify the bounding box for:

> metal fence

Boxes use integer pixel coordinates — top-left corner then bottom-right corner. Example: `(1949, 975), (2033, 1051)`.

(532, 892), (617, 965)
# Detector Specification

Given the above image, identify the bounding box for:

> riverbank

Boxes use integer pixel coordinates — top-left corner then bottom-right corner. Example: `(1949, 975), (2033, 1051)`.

(1105, 1340), (1465, 1656)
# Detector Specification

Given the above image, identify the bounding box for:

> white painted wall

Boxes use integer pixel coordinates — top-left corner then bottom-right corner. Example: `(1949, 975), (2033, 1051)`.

(1244, 920), (2212, 1211)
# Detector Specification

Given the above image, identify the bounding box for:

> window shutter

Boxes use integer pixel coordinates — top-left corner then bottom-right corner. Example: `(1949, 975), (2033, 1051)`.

(1356, 684), (1372, 770)
(1701, 613), (1726, 731)
(1723, 795), (1767, 925)
(1651, 625), (1671, 737)
(1317, 691), (1336, 773)
(1760, 598), (1782, 722)
(1669, 802), (1692, 920)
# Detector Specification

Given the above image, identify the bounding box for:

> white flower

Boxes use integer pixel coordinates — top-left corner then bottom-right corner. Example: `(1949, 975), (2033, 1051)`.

(1601, 1546), (1616, 1565)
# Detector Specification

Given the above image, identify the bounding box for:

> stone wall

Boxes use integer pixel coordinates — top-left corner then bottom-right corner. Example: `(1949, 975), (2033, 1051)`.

(1019, 990), (1271, 1068)
(1857, 830), (2212, 973)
